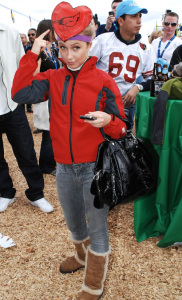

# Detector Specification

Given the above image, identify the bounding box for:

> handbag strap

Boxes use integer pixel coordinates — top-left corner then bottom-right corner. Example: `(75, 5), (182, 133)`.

(100, 115), (131, 140)
(117, 116), (131, 130)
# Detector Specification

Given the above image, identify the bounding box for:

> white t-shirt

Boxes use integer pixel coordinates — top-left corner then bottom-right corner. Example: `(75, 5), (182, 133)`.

(0, 55), (10, 115)
(151, 36), (182, 65)
(91, 32), (155, 96)
(0, 23), (24, 113)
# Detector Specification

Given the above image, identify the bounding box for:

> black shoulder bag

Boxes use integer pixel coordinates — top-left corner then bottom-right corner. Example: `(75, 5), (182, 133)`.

(90, 118), (156, 209)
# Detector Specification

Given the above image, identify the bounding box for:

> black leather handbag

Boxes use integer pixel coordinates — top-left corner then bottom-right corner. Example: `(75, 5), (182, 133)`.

(90, 121), (156, 209)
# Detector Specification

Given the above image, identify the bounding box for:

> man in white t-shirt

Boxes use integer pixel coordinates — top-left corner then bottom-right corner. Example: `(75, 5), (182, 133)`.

(91, 0), (155, 128)
(0, 23), (53, 213)
(152, 12), (182, 65)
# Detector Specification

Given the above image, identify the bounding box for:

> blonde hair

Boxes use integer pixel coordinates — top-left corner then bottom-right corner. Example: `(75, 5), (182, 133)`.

(79, 22), (95, 38)
(148, 30), (163, 44)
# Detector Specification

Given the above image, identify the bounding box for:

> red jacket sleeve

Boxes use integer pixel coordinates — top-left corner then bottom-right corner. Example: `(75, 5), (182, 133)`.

(99, 70), (127, 139)
(12, 51), (50, 104)
(11, 51), (39, 98)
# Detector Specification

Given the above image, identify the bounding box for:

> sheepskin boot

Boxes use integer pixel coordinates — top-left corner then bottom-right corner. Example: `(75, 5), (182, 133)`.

(77, 246), (111, 300)
(59, 237), (90, 273)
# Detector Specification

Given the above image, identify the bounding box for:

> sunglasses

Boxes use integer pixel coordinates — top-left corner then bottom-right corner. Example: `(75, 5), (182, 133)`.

(164, 21), (177, 27)
(28, 33), (35, 37)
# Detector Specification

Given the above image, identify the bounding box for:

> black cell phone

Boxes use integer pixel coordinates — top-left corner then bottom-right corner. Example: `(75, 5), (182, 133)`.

(109, 11), (114, 16)
(80, 115), (96, 120)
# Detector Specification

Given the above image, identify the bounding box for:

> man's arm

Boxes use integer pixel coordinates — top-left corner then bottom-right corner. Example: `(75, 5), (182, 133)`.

(123, 45), (155, 107)
(14, 29), (24, 67)
(96, 15), (116, 36)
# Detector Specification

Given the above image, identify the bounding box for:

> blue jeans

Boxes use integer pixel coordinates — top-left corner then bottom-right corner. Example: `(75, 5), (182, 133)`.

(56, 162), (110, 253)
(0, 105), (44, 201)
(124, 105), (135, 129)
(124, 75), (143, 129)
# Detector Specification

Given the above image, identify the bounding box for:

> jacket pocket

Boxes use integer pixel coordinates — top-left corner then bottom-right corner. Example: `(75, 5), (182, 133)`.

(62, 75), (71, 105)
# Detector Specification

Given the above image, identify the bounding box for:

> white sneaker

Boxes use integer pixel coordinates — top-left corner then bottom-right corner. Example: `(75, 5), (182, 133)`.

(0, 197), (15, 212)
(30, 198), (54, 213)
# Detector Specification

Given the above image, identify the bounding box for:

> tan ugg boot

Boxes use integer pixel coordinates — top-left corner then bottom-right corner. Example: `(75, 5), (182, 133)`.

(77, 246), (111, 300)
(59, 237), (90, 273)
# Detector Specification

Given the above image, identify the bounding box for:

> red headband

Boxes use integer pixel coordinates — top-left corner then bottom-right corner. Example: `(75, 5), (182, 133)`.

(57, 34), (92, 42)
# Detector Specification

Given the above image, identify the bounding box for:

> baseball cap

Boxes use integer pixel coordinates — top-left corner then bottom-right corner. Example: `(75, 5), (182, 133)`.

(115, 0), (148, 20)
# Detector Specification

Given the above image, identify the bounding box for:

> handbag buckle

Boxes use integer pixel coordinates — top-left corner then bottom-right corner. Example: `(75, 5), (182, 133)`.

(94, 170), (102, 180)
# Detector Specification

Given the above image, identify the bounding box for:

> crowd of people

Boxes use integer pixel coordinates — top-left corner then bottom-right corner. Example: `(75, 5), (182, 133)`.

(1, 0), (182, 299)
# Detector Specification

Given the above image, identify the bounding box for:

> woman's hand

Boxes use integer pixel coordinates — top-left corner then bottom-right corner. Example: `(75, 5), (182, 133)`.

(83, 111), (111, 128)
(31, 30), (50, 55)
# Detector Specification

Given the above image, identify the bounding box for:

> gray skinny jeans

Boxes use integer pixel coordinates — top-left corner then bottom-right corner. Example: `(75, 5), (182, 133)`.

(56, 162), (110, 253)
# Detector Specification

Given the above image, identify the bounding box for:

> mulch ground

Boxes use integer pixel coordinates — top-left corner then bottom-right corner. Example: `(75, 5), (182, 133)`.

(0, 112), (182, 300)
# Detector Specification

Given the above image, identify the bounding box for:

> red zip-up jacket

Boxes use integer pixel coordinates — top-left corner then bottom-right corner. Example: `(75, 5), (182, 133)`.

(12, 51), (127, 164)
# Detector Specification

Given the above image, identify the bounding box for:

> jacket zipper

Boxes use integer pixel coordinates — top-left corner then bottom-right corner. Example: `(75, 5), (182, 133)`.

(68, 57), (92, 163)
(69, 77), (76, 163)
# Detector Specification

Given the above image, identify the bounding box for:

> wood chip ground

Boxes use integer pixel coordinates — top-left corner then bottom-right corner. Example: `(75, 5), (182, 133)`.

(0, 113), (182, 300)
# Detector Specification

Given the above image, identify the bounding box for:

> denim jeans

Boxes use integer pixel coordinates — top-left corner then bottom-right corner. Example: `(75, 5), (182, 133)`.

(0, 105), (44, 201)
(56, 162), (110, 253)
(39, 130), (56, 174)
(124, 105), (135, 129)
(124, 75), (143, 129)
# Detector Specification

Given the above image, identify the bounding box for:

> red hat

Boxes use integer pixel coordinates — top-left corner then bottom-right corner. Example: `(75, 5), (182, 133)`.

(52, 1), (92, 42)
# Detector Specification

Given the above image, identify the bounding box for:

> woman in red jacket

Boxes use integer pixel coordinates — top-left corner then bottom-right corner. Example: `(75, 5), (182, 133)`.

(12, 2), (127, 299)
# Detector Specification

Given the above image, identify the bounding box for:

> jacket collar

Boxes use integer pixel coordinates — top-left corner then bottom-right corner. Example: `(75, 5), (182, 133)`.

(59, 56), (98, 73)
